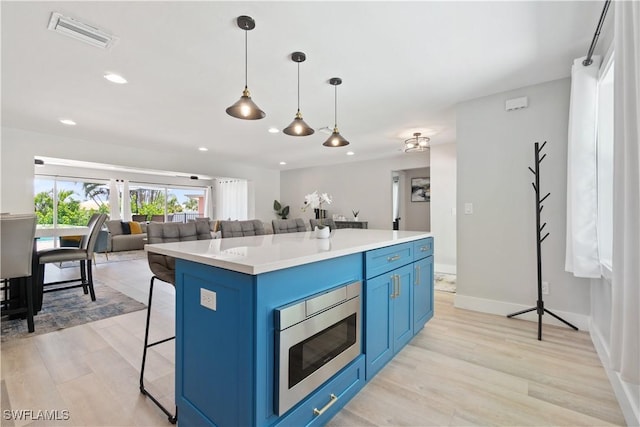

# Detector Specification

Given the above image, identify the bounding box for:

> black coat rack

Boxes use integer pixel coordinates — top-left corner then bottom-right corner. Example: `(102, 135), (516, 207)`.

(507, 141), (579, 340)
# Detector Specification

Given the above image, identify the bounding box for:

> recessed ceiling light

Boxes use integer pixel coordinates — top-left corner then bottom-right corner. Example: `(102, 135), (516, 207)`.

(279, 161), (287, 165)
(59, 119), (76, 126)
(104, 73), (127, 84)
(198, 147), (208, 152)
(346, 151), (355, 156)
(268, 127), (280, 134)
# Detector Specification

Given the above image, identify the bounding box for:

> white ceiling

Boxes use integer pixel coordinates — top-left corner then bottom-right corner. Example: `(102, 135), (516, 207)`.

(2, 1), (603, 171)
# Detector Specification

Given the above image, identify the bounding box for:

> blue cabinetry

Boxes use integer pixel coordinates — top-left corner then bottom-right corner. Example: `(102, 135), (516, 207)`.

(364, 237), (434, 380)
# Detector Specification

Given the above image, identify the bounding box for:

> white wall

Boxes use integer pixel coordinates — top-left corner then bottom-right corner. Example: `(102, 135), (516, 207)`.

(455, 78), (591, 329)
(431, 143), (457, 274)
(280, 154), (428, 230)
(402, 167), (430, 232)
(0, 127), (280, 220)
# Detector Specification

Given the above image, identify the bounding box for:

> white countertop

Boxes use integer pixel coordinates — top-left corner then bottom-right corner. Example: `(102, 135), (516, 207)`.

(145, 229), (432, 275)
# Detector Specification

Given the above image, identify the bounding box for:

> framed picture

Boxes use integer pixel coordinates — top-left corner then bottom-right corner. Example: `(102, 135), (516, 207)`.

(411, 177), (430, 202)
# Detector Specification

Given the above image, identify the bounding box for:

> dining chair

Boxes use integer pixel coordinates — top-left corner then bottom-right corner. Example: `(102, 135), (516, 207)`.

(140, 221), (212, 424)
(0, 214), (37, 332)
(272, 218), (306, 234)
(35, 213), (108, 301)
(219, 219), (266, 238)
(309, 218), (337, 231)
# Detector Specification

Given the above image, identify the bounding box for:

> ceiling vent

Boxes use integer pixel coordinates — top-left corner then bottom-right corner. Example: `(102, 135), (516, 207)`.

(47, 12), (116, 49)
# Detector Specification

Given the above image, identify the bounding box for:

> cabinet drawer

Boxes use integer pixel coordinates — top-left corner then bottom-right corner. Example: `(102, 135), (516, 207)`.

(275, 355), (365, 427)
(365, 242), (413, 279)
(413, 238), (433, 261)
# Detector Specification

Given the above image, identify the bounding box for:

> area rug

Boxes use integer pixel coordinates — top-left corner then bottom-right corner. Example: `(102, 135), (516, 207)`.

(435, 273), (457, 293)
(1, 281), (146, 342)
(56, 250), (146, 269)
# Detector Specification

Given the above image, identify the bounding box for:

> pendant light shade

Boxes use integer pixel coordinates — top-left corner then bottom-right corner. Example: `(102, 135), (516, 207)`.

(226, 16), (265, 120)
(283, 52), (314, 136)
(323, 77), (349, 147)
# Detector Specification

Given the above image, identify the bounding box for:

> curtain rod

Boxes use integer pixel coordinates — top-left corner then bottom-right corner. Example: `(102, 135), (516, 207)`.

(583, 0), (611, 66)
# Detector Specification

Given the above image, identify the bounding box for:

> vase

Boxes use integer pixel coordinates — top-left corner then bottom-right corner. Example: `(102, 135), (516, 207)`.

(353, 216), (359, 222)
(314, 226), (330, 239)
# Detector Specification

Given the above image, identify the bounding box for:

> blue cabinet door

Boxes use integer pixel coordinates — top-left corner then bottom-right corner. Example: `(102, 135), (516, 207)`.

(413, 256), (434, 332)
(392, 263), (414, 352)
(365, 273), (393, 379)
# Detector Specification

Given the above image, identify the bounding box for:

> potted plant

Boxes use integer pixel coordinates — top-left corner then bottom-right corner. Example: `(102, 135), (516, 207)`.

(273, 200), (290, 219)
(352, 210), (360, 221)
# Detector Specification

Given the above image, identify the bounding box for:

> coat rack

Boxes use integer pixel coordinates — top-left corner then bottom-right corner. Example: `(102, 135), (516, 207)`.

(507, 141), (579, 340)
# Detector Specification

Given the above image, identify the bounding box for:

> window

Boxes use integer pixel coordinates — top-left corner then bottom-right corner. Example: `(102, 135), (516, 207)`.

(596, 57), (614, 271)
(34, 176), (109, 226)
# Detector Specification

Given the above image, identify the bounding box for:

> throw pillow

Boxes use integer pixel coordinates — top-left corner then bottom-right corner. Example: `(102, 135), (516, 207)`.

(129, 221), (142, 234)
(121, 221), (131, 235)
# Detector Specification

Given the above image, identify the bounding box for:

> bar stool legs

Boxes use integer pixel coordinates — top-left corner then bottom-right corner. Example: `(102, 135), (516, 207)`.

(139, 276), (177, 424)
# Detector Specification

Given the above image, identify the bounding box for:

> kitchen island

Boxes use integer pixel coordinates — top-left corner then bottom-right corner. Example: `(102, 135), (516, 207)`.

(146, 229), (434, 427)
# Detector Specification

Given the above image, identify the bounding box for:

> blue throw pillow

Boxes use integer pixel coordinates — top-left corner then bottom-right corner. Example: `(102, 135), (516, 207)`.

(121, 221), (131, 235)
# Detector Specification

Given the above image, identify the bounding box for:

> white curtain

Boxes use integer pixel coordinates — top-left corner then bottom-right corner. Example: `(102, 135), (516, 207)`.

(565, 55), (602, 278)
(610, 0), (639, 386)
(204, 185), (214, 219)
(108, 179), (121, 220)
(122, 180), (132, 222)
(214, 178), (248, 220)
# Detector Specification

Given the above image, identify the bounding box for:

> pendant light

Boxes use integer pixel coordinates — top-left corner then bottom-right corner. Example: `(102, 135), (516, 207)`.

(283, 52), (314, 136)
(404, 132), (430, 152)
(323, 77), (349, 147)
(226, 16), (265, 120)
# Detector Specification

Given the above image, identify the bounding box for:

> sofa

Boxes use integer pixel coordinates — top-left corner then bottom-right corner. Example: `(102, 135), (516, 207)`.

(105, 220), (148, 252)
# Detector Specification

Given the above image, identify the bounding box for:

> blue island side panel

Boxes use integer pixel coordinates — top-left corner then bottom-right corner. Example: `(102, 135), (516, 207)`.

(175, 259), (257, 427)
(175, 253), (363, 427)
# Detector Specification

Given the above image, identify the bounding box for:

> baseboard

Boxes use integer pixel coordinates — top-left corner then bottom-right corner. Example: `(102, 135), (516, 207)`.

(453, 293), (590, 331)
(590, 319), (640, 427)
(434, 263), (456, 275)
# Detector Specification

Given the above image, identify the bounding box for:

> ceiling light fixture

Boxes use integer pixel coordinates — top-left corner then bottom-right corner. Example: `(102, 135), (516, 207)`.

(59, 119), (76, 126)
(404, 132), (430, 152)
(323, 78), (349, 147)
(198, 147), (208, 152)
(346, 151), (355, 156)
(268, 127), (280, 134)
(283, 52), (314, 136)
(104, 73), (127, 84)
(226, 16), (265, 120)
(279, 161), (287, 165)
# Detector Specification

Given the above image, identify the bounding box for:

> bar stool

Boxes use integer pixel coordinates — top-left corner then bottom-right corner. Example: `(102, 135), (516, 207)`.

(140, 221), (211, 424)
(0, 214), (37, 332)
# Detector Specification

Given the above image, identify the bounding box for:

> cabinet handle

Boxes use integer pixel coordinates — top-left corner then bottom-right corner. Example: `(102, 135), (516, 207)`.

(415, 265), (421, 285)
(313, 393), (338, 417)
(387, 254), (401, 262)
(396, 275), (401, 297)
(420, 245), (430, 252)
(390, 275), (396, 298)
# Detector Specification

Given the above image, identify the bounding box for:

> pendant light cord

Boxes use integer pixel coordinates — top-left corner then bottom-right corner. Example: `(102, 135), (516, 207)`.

(334, 84), (338, 127)
(297, 62), (301, 111)
(244, 29), (248, 88)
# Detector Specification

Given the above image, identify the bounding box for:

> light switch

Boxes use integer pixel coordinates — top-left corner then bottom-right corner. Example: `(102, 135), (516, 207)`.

(200, 288), (217, 311)
(464, 203), (473, 215)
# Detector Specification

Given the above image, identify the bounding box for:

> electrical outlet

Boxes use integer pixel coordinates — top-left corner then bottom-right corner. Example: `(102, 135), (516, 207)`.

(541, 281), (549, 295)
(200, 288), (217, 311)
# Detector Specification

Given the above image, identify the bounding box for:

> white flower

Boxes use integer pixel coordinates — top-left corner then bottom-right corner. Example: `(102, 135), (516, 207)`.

(302, 191), (332, 211)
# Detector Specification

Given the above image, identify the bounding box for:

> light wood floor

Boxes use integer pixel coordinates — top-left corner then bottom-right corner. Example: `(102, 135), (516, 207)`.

(1, 259), (625, 426)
